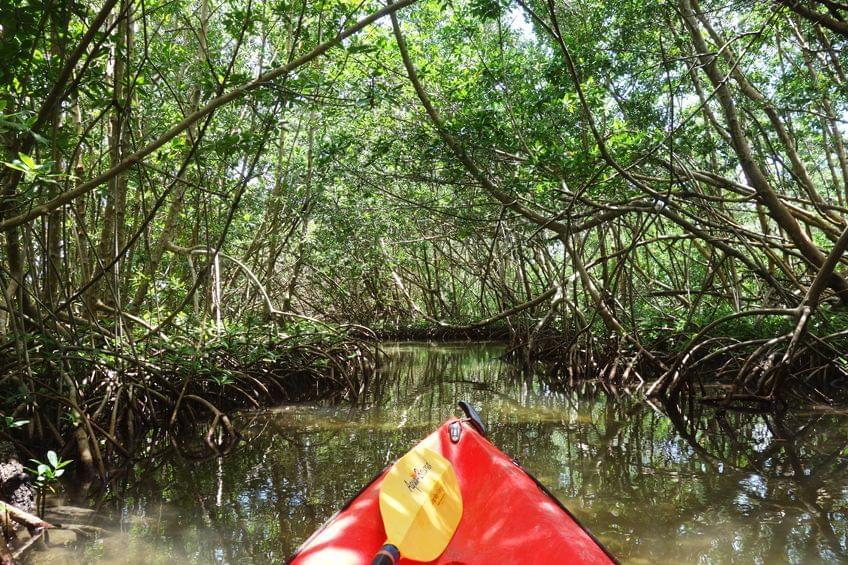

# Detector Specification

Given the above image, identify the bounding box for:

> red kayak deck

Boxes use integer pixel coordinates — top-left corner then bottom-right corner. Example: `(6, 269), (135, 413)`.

(289, 418), (615, 564)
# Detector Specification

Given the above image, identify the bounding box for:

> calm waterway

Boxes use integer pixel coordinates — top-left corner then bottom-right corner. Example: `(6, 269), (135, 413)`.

(34, 342), (848, 563)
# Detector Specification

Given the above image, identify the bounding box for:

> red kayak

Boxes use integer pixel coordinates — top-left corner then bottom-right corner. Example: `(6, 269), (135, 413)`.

(288, 403), (617, 564)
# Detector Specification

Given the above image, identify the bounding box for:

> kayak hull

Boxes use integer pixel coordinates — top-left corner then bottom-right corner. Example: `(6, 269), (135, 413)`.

(289, 418), (615, 564)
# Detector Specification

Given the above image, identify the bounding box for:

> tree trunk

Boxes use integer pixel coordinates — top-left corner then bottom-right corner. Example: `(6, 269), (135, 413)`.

(680, 0), (848, 304)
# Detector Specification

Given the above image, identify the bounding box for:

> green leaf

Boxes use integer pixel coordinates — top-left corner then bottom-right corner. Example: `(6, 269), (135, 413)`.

(348, 44), (375, 54)
(47, 450), (58, 468)
(18, 153), (36, 169)
(2, 161), (26, 173)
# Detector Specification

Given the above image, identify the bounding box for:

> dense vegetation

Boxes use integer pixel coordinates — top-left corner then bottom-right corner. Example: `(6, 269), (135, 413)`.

(2, 0), (848, 471)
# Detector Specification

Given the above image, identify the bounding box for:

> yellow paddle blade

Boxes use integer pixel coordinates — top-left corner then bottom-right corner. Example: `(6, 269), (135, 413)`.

(378, 445), (463, 562)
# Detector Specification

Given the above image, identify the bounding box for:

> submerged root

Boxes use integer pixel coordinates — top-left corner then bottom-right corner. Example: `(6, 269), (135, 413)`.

(504, 304), (847, 407)
(646, 307), (848, 405)
(0, 325), (380, 469)
(0, 500), (54, 564)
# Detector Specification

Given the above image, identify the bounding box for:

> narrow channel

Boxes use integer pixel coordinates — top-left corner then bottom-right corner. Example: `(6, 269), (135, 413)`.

(39, 343), (848, 563)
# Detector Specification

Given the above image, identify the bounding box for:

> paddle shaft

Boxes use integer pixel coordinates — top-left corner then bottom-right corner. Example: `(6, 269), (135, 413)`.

(371, 543), (400, 565)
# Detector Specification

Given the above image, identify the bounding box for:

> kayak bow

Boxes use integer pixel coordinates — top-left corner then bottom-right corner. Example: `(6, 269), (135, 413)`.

(288, 403), (617, 564)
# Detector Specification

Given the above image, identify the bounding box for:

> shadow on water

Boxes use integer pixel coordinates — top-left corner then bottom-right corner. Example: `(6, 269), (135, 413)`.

(33, 342), (848, 564)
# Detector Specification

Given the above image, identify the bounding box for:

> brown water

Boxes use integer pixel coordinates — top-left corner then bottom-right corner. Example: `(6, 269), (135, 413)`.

(31, 342), (848, 563)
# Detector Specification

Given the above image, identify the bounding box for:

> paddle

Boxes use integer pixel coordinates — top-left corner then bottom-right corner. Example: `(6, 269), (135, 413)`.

(371, 445), (463, 564)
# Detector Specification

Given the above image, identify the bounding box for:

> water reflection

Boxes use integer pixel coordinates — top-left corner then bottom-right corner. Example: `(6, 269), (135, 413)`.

(35, 342), (848, 564)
